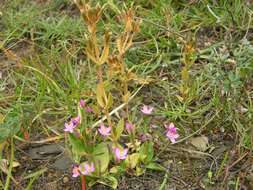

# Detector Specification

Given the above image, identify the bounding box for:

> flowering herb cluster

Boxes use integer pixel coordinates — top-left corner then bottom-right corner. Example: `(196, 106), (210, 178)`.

(63, 1), (180, 189)
(65, 101), (179, 189)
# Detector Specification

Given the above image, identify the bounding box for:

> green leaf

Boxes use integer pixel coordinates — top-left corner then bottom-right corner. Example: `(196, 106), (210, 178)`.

(146, 162), (165, 171)
(106, 92), (114, 109)
(0, 114), (4, 124)
(109, 166), (119, 174)
(68, 134), (87, 156)
(125, 153), (139, 169)
(208, 170), (213, 180)
(93, 143), (109, 174)
(109, 165), (125, 175)
(115, 119), (124, 140)
(96, 82), (107, 108)
(98, 31), (110, 65)
(181, 67), (189, 82)
(94, 176), (118, 189)
(158, 173), (168, 190)
(0, 108), (21, 143)
(136, 166), (145, 176)
(139, 141), (154, 164)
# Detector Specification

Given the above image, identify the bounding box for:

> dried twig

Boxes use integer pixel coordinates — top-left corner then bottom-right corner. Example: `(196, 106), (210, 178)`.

(14, 135), (63, 144)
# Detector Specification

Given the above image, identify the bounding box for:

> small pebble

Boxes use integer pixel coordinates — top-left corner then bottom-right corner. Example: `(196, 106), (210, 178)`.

(63, 176), (69, 183)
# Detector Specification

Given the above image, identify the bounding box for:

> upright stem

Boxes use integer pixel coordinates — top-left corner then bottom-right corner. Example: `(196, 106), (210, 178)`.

(81, 175), (86, 190)
(91, 29), (99, 59)
(119, 56), (129, 119)
(122, 33), (130, 52)
(97, 65), (103, 83)
(105, 109), (112, 127)
(130, 133), (137, 151)
(91, 29), (103, 83)
(23, 129), (29, 140)
(124, 81), (129, 119)
(4, 138), (14, 190)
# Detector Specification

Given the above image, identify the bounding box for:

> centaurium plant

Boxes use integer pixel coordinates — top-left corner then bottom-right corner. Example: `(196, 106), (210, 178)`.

(62, 1), (181, 189)
(113, 147), (128, 161)
(98, 123), (111, 137)
(141, 105), (154, 115)
(165, 123), (179, 144)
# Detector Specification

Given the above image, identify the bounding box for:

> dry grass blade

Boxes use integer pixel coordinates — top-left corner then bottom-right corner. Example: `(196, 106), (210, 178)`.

(14, 135), (63, 144)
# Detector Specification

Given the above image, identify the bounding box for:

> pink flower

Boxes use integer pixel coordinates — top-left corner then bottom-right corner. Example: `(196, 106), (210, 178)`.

(79, 162), (95, 176)
(165, 123), (179, 143)
(113, 147), (128, 161)
(85, 106), (93, 113)
(80, 99), (85, 108)
(64, 122), (75, 133)
(141, 105), (154, 115)
(125, 122), (134, 133)
(72, 115), (81, 126)
(98, 123), (111, 136)
(72, 165), (80, 178)
(64, 115), (81, 133)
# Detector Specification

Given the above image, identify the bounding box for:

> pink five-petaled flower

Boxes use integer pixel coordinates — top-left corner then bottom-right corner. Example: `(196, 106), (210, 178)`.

(72, 115), (81, 126)
(72, 165), (80, 178)
(64, 122), (75, 133)
(125, 122), (134, 133)
(79, 162), (95, 176)
(141, 105), (154, 115)
(113, 147), (128, 161)
(165, 123), (179, 144)
(98, 123), (111, 136)
(64, 115), (80, 133)
(80, 99), (85, 108)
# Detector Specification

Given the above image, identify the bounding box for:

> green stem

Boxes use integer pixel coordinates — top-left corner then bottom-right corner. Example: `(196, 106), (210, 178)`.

(124, 81), (129, 119)
(130, 133), (137, 151)
(105, 109), (112, 126)
(4, 138), (14, 190)
(119, 56), (129, 120)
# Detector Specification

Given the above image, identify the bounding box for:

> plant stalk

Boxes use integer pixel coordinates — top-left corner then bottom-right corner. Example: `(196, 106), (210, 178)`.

(81, 175), (86, 190)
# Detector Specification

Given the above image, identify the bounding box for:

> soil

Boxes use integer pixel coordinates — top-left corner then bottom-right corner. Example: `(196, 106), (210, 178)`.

(8, 131), (252, 190)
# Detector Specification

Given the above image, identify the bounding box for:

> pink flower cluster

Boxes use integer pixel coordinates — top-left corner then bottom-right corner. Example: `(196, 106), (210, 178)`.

(64, 115), (80, 133)
(165, 123), (179, 143)
(98, 123), (111, 136)
(69, 103), (180, 180)
(141, 105), (154, 115)
(141, 104), (179, 143)
(80, 99), (93, 113)
(72, 147), (129, 178)
(64, 99), (94, 133)
(125, 122), (134, 134)
(72, 162), (95, 178)
(113, 147), (128, 161)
